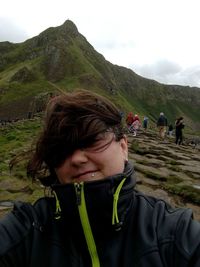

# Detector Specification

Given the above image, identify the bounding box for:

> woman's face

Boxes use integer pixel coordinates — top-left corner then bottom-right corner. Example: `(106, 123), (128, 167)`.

(55, 132), (128, 184)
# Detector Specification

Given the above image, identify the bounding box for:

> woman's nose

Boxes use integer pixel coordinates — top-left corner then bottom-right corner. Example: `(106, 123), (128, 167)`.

(70, 149), (88, 165)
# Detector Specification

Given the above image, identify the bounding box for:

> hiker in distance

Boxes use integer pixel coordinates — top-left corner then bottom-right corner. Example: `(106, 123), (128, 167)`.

(157, 112), (168, 139)
(168, 123), (174, 137)
(125, 111), (134, 130)
(175, 116), (185, 145)
(129, 114), (142, 136)
(0, 90), (200, 267)
(143, 116), (148, 131)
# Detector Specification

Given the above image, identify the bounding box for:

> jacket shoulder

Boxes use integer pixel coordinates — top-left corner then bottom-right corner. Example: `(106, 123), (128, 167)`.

(134, 192), (200, 263)
(0, 197), (54, 256)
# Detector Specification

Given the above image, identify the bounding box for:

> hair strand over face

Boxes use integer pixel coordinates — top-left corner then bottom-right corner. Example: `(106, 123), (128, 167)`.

(27, 90), (125, 184)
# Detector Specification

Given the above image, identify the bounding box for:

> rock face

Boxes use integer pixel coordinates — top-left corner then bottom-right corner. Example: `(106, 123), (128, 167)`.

(10, 67), (36, 83)
(128, 129), (200, 221)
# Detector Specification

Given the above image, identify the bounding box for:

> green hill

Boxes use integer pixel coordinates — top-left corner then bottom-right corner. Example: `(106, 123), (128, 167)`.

(0, 20), (200, 133)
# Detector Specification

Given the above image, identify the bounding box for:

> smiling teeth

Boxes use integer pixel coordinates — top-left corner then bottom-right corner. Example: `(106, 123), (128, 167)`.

(91, 173), (95, 177)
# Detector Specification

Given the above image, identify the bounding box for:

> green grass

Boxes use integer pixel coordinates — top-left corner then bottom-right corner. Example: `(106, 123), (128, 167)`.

(163, 184), (200, 204)
(136, 165), (200, 204)
(0, 118), (44, 206)
(134, 165), (167, 181)
(168, 165), (182, 172)
(129, 140), (149, 155)
(166, 160), (180, 165)
(0, 118), (42, 176)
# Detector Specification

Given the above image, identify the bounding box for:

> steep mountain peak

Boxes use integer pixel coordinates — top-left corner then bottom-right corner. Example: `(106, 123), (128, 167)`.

(61, 19), (79, 33)
(36, 19), (79, 42)
(0, 20), (200, 133)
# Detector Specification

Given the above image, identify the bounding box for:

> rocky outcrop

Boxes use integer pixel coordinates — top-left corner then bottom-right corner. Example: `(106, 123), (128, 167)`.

(10, 67), (36, 83)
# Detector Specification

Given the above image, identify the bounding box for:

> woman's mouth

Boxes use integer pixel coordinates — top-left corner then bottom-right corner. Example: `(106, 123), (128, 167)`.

(73, 171), (97, 182)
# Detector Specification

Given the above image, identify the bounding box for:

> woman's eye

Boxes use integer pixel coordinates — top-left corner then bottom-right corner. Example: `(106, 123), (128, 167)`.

(88, 140), (104, 149)
(82, 132), (114, 152)
(86, 139), (112, 152)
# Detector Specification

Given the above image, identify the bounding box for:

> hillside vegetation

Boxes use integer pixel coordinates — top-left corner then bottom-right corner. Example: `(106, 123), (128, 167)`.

(0, 20), (200, 134)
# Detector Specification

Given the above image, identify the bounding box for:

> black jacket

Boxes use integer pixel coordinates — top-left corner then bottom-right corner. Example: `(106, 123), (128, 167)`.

(175, 120), (185, 132)
(0, 163), (200, 267)
(157, 115), (168, 127)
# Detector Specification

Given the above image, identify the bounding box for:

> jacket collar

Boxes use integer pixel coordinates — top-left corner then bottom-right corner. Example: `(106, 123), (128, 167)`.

(51, 162), (136, 233)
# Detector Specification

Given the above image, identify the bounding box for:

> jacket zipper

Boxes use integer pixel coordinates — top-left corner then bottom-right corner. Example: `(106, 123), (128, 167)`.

(74, 182), (100, 267)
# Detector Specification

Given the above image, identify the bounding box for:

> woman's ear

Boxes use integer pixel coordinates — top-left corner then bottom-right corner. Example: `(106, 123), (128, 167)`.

(120, 136), (128, 161)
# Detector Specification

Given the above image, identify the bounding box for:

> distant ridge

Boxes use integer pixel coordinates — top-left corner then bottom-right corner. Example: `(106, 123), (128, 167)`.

(0, 20), (200, 133)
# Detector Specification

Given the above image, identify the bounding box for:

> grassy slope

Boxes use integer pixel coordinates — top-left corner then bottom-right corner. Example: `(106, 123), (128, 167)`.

(0, 117), (44, 207)
(0, 21), (200, 133)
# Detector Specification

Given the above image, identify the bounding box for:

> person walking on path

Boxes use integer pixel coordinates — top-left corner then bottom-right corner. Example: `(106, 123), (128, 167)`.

(143, 116), (148, 131)
(125, 112), (134, 128)
(0, 90), (200, 267)
(168, 123), (174, 137)
(157, 112), (168, 139)
(175, 116), (184, 145)
(129, 114), (141, 136)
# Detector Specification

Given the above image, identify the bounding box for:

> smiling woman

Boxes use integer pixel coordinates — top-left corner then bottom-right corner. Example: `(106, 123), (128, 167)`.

(0, 89), (200, 267)
(27, 89), (126, 181)
(54, 130), (128, 183)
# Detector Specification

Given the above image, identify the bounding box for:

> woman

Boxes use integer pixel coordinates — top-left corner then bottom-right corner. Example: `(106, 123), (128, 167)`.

(130, 114), (141, 136)
(175, 116), (184, 145)
(0, 90), (200, 266)
(125, 111), (135, 134)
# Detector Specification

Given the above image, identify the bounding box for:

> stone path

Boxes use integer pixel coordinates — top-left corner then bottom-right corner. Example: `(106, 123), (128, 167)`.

(128, 129), (200, 221)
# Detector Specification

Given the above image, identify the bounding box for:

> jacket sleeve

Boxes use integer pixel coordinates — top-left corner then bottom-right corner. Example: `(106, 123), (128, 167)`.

(0, 202), (35, 266)
(174, 209), (200, 266)
(0, 199), (53, 267)
(155, 200), (200, 267)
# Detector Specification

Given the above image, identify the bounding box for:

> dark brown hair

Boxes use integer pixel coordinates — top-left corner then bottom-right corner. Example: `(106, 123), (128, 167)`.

(27, 89), (124, 182)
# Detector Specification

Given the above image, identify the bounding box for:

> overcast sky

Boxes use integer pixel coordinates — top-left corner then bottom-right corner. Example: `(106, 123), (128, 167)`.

(1, 0), (200, 88)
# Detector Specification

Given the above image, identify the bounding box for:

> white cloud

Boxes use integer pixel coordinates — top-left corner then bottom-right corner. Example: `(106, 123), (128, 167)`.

(1, 0), (200, 87)
(133, 60), (200, 87)
(0, 17), (28, 42)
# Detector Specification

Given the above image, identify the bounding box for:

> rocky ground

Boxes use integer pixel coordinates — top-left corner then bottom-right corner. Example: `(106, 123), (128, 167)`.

(0, 128), (200, 221)
(128, 129), (200, 221)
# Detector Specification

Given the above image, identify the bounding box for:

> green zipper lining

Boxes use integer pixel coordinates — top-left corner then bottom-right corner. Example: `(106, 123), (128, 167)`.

(53, 177), (126, 266)
(112, 177), (126, 226)
(54, 191), (61, 219)
(75, 182), (100, 267)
